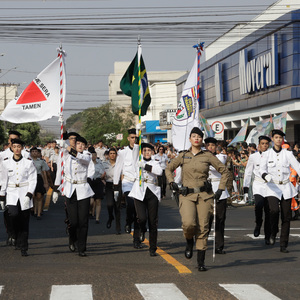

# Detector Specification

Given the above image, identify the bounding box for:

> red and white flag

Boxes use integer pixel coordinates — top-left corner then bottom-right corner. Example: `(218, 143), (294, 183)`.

(0, 55), (66, 123)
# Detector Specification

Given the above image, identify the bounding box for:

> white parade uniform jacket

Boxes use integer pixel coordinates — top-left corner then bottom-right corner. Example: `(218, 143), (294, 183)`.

(113, 145), (138, 193)
(154, 153), (168, 170)
(208, 153), (229, 200)
(128, 147), (163, 202)
(243, 151), (267, 197)
(0, 156), (37, 210)
(260, 148), (300, 200)
(55, 149), (94, 200)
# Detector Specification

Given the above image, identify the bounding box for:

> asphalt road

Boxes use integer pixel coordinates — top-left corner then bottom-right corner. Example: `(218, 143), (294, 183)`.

(0, 192), (300, 300)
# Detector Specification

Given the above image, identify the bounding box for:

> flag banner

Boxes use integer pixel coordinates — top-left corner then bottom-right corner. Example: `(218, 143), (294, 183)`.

(228, 118), (249, 146)
(256, 115), (273, 136)
(200, 113), (215, 138)
(0, 56), (66, 123)
(246, 127), (259, 145)
(171, 57), (200, 151)
(120, 45), (151, 116)
(273, 112), (287, 133)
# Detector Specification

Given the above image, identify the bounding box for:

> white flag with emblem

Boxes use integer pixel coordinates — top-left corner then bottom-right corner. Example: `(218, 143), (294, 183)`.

(171, 57), (200, 151)
(0, 55), (66, 123)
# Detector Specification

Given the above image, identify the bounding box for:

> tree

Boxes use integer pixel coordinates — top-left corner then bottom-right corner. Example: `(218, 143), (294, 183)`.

(66, 103), (135, 145)
(5, 122), (41, 146)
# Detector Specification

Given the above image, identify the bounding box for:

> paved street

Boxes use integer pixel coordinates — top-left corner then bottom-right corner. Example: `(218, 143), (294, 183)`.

(1, 192), (300, 300)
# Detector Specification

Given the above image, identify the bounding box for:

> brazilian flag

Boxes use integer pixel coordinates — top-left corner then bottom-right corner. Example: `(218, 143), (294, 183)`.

(120, 50), (151, 116)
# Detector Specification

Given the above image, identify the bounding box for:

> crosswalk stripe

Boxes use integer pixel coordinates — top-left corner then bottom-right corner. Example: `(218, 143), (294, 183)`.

(136, 283), (188, 300)
(49, 285), (93, 300)
(0, 286), (3, 295)
(219, 284), (281, 300)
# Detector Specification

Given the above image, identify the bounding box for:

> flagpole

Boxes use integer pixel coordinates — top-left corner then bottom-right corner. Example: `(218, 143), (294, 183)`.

(137, 37), (142, 187)
(57, 45), (65, 194)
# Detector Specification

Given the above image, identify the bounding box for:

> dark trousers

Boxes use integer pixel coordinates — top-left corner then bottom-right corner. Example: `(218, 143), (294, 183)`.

(254, 194), (271, 240)
(4, 207), (14, 239)
(134, 188), (159, 252)
(209, 199), (227, 250)
(66, 191), (90, 252)
(7, 201), (30, 251)
(106, 182), (121, 231)
(124, 191), (140, 242)
(267, 196), (292, 247)
(157, 170), (167, 198)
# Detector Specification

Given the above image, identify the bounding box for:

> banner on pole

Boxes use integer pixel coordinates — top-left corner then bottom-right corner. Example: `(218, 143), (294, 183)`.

(0, 55), (66, 123)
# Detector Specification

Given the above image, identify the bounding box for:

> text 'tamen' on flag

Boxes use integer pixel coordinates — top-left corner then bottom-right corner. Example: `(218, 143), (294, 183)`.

(120, 49), (151, 116)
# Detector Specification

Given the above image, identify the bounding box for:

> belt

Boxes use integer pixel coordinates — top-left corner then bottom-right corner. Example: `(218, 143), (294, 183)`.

(272, 179), (290, 185)
(123, 175), (136, 182)
(210, 178), (221, 182)
(136, 178), (157, 184)
(187, 186), (206, 194)
(8, 182), (29, 188)
(65, 177), (87, 184)
(254, 176), (265, 183)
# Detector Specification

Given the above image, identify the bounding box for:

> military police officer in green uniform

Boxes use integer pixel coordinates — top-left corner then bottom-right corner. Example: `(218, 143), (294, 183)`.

(166, 127), (229, 271)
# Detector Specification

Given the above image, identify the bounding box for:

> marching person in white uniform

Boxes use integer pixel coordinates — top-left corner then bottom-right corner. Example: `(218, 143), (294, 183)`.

(154, 145), (168, 198)
(0, 130), (30, 247)
(205, 137), (229, 254)
(129, 143), (162, 256)
(55, 136), (94, 257)
(260, 129), (300, 253)
(113, 128), (141, 248)
(0, 139), (37, 256)
(243, 135), (271, 244)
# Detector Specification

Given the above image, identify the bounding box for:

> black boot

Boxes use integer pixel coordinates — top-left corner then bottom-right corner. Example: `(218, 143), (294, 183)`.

(185, 238), (194, 259)
(197, 250), (207, 271)
(253, 224), (261, 237)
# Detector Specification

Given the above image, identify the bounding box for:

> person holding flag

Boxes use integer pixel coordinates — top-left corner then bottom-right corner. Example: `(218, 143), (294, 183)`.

(166, 127), (229, 271)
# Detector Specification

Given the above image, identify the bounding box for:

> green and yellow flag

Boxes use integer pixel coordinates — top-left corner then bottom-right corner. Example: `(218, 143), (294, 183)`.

(120, 47), (151, 116)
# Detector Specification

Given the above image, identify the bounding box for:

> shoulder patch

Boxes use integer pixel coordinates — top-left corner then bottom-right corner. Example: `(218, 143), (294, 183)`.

(27, 157), (32, 160)
(4, 157), (8, 160)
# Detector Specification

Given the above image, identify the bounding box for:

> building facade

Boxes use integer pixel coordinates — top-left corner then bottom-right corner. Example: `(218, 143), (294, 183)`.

(177, 8), (300, 144)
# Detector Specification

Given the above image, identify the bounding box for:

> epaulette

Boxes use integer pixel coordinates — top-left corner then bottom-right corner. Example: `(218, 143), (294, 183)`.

(4, 157), (8, 160)
(27, 157), (32, 160)
(179, 150), (188, 154)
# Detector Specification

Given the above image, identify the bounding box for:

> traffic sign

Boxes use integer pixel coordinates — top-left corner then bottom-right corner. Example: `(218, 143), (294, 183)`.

(211, 121), (224, 140)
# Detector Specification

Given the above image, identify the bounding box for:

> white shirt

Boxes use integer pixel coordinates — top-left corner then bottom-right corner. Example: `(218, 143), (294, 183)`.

(243, 151), (268, 197)
(88, 158), (105, 180)
(260, 148), (300, 200)
(0, 156), (37, 210)
(104, 160), (116, 183)
(128, 147), (163, 201)
(208, 153), (229, 200)
(154, 153), (168, 170)
(55, 149), (94, 200)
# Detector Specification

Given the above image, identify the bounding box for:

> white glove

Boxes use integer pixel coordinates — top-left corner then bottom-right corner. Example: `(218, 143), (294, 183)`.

(264, 174), (272, 182)
(114, 191), (119, 202)
(24, 196), (31, 210)
(136, 123), (142, 131)
(56, 139), (68, 149)
(58, 113), (64, 124)
(138, 161), (146, 168)
(244, 193), (248, 202)
(52, 192), (59, 204)
(0, 201), (5, 210)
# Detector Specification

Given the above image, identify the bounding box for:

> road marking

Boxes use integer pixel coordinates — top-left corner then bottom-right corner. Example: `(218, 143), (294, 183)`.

(219, 284), (281, 300)
(290, 234), (300, 238)
(50, 285), (93, 300)
(246, 234), (266, 239)
(131, 233), (192, 274)
(0, 286), (3, 294)
(43, 187), (53, 211)
(136, 283), (188, 300)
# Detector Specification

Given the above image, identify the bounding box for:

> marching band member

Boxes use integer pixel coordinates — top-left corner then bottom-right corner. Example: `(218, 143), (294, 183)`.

(205, 137), (229, 254)
(261, 130), (300, 253)
(166, 127), (229, 271)
(0, 139), (37, 256)
(56, 136), (94, 257)
(129, 143), (162, 256)
(243, 135), (271, 244)
(113, 128), (141, 248)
